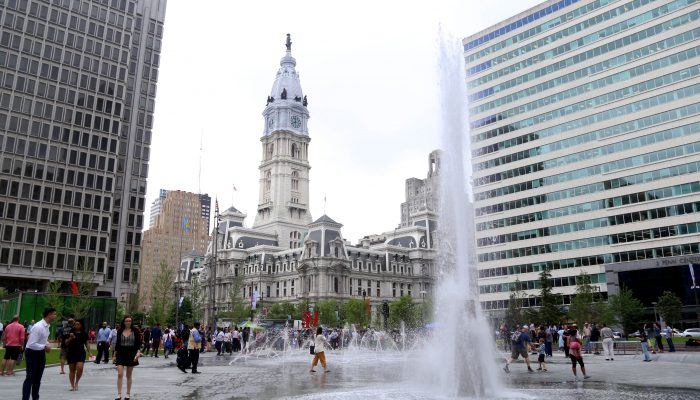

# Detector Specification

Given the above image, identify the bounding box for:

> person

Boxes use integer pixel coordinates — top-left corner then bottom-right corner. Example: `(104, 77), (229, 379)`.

(224, 328), (232, 354)
(558, 325), (566, 355)
(242, 327), (249, 351)
(188, 322), (203, 374)
(653, 323), (663, 353)
(568, 336), (590, 380)
(600, 323), (614, 361)
(310, 326), (331, 373)
(96, 322), (111, 364)
(665, 324), (676, 352)
(583, 323), (592, 354)
(0, 319), (4, 346)
(150, 323), (162, 357)
(65, 320), (90, 391)
(590, 324), (601, 355)
(141, 327), (151, 356)
(109, 323), (120, 353)
(503, 325), (534, 373)
(59, 319), (75, 374)
(22, 307), (57, 400)
(215, 328), (224, 355)
(163, 327), (174, 358)
(113, 316), (142, 400)
(640, 329), (652, 362)
(232, 327), (241, 352)
(536, 338), (547, 372)
(1, 315), (25, 376)
(544, 325), (553, 357)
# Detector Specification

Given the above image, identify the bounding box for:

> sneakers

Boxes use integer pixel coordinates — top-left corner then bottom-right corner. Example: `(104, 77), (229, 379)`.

(527, 367), (534, 373)
(584, 375), (591, 379)
(610, 358), (614, 361)
(503, 364), (510, 373)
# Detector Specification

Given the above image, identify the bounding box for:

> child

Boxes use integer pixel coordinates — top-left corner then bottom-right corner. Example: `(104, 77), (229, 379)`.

(537, 338), (547, 371)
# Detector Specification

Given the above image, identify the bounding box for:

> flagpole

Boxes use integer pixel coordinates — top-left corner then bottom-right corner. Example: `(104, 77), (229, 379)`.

(176, 203), (184, 332)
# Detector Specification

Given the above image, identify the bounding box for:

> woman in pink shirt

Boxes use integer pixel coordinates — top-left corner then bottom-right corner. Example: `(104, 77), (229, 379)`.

(1, 315), (26, 376)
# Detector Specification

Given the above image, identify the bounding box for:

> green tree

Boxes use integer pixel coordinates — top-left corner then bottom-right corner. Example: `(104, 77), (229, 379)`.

(188, 276), (205, 325)
(536, 268), (563, 325)
(341, 299), (370, 327)
(67, 260), (96, 320)
(149, 261), (175, 325)
(657, 291), (683, 325)
(0, 286), (7, 298)
(294, 300), (310, 320)
(316, 300), (341, 326)
(569, 272), (607, 326)
(45, 280), (65, 320)
(608, 286), (645, 337)
(504, 279), (527, 329)
(225, 273), (246, 317)
(267, 302), (297, 320)
(389, 295), (421, 329)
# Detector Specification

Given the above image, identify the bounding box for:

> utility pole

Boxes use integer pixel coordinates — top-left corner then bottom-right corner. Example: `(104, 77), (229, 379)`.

(208, 200), (220, 331)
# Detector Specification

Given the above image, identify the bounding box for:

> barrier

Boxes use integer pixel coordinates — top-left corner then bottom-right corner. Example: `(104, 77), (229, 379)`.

(589, 340), (640, 355)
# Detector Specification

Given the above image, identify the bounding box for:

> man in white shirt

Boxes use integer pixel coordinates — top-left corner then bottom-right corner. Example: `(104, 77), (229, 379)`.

(22, 307), (57, 400)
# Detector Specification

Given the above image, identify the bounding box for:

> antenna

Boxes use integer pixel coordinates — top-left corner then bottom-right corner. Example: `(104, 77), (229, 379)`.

(324, 193), (327, 215)
(198, 131), (203, 194)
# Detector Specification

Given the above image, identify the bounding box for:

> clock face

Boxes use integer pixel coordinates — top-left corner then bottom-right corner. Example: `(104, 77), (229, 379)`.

(290, 115), (301, 129)
(267, 117), (274, 129)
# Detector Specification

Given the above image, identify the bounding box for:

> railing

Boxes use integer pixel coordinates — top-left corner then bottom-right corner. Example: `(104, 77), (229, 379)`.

(589, 340), (640, 355)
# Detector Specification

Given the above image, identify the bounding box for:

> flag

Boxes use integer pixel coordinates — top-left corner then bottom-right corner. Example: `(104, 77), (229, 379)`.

(71, 280), (78, 295)
(232, 184), (237, 191)
(215, 197), (219, 214)
(182, 216), (189, 233)
(690, 263), (697, 288)
(178, 296), (185, 308)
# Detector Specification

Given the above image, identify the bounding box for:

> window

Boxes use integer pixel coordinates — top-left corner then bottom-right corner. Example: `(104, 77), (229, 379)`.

(291, 170), (299, 191)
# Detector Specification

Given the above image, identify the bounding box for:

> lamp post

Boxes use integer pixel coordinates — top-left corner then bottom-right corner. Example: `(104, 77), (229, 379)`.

(652, 301), (658, 323)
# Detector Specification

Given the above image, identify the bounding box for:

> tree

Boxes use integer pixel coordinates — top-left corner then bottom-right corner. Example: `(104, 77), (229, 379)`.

(188, 275), (205, 325)
(569, 272), (605, 327)
(45, 280), (65, 320)
(267, 302), (296, 320)
(608, 286), (645, 337)
(389, 295), (421, 329)
(0, 286), (7, 298)
(67, 260), (96, 320)
(341, 299), (370, 327)
(225, 273), (246, 318)
(149, 261), (175, 326)
(316, 300), (342, 326)
(657, 291), (683, 325)
(535, 268), (563, 325)
(504, 279), (527, 329)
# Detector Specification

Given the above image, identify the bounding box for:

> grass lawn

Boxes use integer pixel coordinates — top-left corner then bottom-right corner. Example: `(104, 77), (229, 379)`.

(0, 347), (63, 368)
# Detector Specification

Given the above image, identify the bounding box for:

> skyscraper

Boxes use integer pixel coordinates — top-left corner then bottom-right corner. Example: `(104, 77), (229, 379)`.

(0, 0), (167, 302)
(466, 0), (700, 318)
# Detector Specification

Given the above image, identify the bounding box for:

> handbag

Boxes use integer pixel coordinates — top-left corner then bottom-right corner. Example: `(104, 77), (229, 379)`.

(309, 345), (315, 355)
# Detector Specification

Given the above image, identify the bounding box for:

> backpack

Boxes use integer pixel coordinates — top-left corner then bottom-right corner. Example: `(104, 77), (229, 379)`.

(511, 330), (522, 344)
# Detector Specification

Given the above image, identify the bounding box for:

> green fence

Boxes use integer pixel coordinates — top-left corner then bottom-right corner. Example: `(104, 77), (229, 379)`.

(0, 292), (117, 338)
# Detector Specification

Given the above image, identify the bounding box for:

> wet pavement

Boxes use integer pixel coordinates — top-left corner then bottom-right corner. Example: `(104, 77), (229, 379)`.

(0, 349), (699, 399)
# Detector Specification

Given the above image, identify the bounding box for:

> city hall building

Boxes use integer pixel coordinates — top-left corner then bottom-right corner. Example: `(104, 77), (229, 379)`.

(197, 37), (437, 323)
(466, 0), (700, 324)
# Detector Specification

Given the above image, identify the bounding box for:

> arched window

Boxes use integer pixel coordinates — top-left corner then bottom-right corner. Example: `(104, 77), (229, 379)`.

(291, 170), (299, 191)
(267, 143), (274, 159)
(264, 170), (271, 191)
(290, 231), (301, 248)
(334, 277), (339, 293)
(291, 143), (300, 158)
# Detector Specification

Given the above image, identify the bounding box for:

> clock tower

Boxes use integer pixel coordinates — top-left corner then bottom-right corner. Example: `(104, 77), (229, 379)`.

(253, 34), (312, 247)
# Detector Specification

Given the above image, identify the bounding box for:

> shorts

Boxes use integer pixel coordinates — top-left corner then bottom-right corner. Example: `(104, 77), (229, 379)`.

(3, 346), (21, 360)
(570, 355), (584, 368)
(538, 354), (545, 363)
(511, 346), (528, 360)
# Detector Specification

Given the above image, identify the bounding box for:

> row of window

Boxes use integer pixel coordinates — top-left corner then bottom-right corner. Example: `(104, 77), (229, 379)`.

(482, 294), (580, 310)
(464, 0), (581, 51)
(476, 140), (700, 201)
(0, 180), (110, 216)
(475, 121), (699, 186)
(469, 24), (699, 110)
(479, 273), (606, 294)
(478, 200), (700, 247)
(478, 242), (699, 278)
(1, 222), (108, 254)
(473, 48), (698, 134)
(1, 141), (118, 179)
(0, 196), (109, 229)
(475, 104), (699, 174)
(0, 246), (106, 273)
(478, 221), (700, 262)
(469, 0), (688, 79)
(468, 9), (698, 90)
(477, 181), (700, 231)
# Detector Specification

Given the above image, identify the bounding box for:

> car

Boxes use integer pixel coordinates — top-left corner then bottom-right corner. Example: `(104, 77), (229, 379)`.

(628, 330), (641, 338)
(681, 328), (700, 338)
(613, 331), (622, 339)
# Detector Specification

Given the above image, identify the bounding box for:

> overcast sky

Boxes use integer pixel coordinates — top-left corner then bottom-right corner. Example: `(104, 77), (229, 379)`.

(147, 0), (544, 242)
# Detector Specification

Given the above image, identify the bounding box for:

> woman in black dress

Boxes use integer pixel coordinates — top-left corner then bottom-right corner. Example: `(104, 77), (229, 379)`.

(65, 320), (90, 391)
(112, 316), (142, 400)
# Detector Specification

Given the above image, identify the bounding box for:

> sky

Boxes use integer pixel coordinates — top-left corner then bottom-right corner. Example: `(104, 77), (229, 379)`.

(147, 0), (544, 242)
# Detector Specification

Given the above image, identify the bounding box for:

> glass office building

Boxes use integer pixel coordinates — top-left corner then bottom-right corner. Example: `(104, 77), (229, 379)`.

(465, 0), (700, 320)
(0, 0), (166, 301)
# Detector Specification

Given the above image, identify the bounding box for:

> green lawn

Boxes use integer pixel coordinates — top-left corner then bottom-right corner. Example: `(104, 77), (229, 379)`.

(0, 347), (63, 368)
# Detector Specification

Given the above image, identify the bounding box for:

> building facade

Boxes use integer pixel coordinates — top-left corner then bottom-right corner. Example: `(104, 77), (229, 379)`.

(199, 37), (437, 325)
(465, 0), (700, 323)
(0, 0), (167, 301)
(149, 188), (210, 231)
(138, 190), (209, 309)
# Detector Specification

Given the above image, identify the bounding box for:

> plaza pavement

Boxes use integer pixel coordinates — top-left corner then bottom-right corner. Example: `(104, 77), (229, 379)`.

(0, 349), (699, 399)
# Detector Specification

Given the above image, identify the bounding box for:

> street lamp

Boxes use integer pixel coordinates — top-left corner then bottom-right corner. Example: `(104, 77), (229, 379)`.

(652, 301), (658, 323)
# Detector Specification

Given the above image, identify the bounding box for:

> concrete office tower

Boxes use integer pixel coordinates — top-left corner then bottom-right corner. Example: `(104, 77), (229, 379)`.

(399, 150), (441, 229)
(466, 0), (700, 321)
(138, 190), (209, 309)
(150, 189), (210, 231)
(0, 0), (167, 302)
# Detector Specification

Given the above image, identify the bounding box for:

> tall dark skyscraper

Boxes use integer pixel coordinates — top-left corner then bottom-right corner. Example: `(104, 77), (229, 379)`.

(0, 0), (167, 302)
